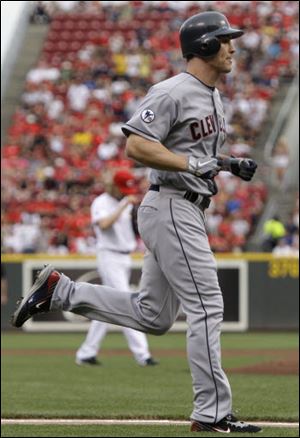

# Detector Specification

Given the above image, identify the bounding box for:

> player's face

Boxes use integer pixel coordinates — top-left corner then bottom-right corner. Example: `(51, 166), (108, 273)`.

(208, 37), (236, 73)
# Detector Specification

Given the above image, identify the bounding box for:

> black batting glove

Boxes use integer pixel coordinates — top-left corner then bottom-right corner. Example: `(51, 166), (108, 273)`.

(231, 158), (257, 181)
(217, 157), (258, 181)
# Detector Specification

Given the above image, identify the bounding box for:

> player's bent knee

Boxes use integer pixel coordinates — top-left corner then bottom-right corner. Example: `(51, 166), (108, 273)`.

(147, 322), (173, 336)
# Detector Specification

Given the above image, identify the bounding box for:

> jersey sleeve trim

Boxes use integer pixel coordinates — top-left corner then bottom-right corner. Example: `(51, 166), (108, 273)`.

(121, 125), (160, 143)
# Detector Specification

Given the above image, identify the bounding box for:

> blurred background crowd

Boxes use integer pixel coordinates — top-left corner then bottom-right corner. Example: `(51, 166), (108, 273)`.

(1, 0), (299, 256)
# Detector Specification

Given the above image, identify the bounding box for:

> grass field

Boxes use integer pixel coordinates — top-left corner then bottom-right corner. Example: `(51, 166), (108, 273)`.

(1, 331), (299, 437)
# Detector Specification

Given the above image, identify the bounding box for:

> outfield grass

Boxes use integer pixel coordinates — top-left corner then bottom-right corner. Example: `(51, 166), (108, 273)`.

(2, 330), (299, 350)
(1, 331), (299, 437)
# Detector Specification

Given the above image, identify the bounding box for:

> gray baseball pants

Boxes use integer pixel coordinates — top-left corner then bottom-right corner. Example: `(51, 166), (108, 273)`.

(51, 187), (232, 422)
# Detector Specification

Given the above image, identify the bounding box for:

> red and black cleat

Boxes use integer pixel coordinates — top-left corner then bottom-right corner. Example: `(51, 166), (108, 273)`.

(11, 265), (60, 328)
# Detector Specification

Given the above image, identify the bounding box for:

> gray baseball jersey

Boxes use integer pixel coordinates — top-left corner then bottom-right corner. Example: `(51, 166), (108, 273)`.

(122, 72), (227, 196)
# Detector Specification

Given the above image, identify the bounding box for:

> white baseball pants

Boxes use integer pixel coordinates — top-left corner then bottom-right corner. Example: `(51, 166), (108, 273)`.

(75, 251), (152, 366)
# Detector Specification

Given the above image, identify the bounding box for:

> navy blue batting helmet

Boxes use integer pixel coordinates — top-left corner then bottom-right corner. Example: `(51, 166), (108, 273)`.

(180, 11), (244, 59)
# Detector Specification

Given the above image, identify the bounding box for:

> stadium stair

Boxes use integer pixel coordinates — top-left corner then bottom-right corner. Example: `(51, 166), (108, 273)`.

(1, 23), (49, 146)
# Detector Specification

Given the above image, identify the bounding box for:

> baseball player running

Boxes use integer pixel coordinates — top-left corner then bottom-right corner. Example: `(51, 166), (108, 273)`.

(75, 169), (157, 367)
(12, 12), (261, 433)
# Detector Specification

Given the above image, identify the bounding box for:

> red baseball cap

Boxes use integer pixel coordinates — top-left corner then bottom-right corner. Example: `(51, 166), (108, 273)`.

(113, 169), (139, 195)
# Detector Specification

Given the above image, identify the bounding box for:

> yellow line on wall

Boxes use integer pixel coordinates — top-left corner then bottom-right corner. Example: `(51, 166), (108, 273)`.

(1, 252), (296, 263)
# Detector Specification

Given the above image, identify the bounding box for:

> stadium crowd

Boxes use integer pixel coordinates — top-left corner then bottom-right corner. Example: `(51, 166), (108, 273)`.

(1, 1), (299, 254)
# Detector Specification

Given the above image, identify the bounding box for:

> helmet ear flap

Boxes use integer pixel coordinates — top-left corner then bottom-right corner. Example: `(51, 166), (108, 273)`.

(198, 35), (221, 57)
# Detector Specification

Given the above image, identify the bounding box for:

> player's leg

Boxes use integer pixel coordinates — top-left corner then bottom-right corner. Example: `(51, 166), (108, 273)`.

(12, 187), (180, 334)
(25, 247), (177, 335)
(75, 255), (116, 364)
(12, 247), (180, 339)
(152, 195), (232, 424)
(75, 320), (108, 365)
(99, 251), (153, 365)
(112, 254), (156, 365)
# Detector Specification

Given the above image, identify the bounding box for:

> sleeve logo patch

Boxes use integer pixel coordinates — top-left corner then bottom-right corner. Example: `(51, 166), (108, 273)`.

(141, 109), (155, 123)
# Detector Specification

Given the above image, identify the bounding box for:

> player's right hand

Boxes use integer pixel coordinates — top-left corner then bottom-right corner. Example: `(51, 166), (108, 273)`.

(125, 195), (140, 205)
(188, 156), (221, 179)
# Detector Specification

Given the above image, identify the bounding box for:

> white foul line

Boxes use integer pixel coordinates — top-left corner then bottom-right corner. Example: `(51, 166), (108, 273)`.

(1, 419), (299, 428)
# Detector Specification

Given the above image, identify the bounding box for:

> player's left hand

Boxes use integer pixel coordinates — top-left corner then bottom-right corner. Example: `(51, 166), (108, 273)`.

(231, 158), (257, 181)
(218, 157), (257, 181)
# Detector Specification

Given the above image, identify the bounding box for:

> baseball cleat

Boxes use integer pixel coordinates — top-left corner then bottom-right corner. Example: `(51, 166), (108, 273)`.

(75, 357), (101, 366)
(11, 264), (60, 328)
(144, 357), (159, 366)
(190, 414), (262, 433)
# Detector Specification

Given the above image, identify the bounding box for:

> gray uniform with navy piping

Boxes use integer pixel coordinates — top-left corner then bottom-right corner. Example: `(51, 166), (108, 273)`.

(51, 72), (232, 422)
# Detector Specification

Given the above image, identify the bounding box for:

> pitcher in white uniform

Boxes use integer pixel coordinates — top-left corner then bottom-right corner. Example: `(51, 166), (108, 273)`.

(76, 169), (158, 367)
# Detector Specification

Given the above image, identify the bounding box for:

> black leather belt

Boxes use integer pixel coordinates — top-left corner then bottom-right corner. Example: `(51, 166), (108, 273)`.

(149, 185), (211, 210)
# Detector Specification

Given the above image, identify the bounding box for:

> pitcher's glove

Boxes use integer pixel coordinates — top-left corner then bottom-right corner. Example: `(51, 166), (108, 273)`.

(217, 157), (257, 181)
(188, 156), (221, 179)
